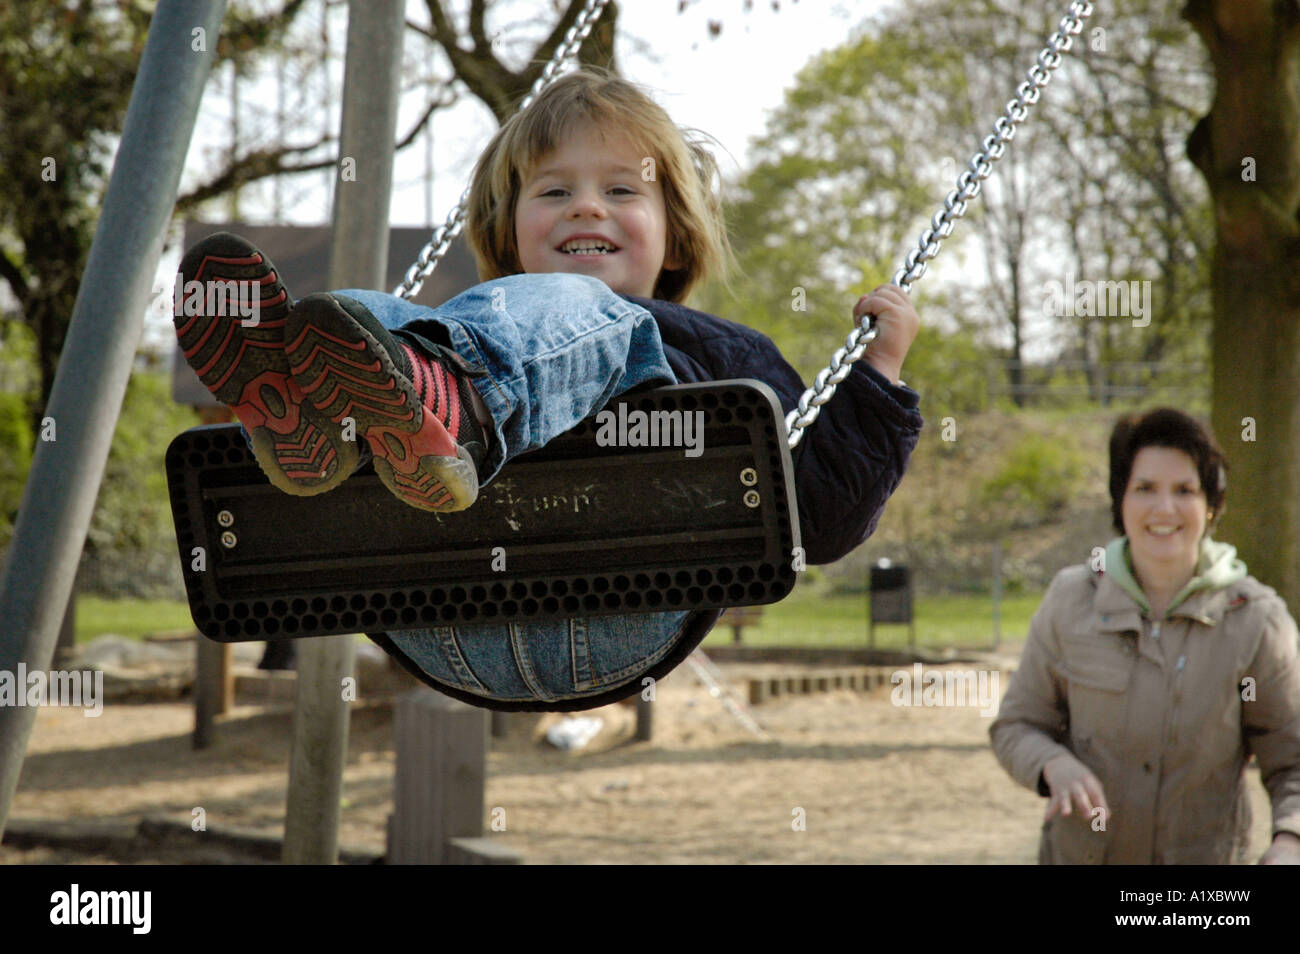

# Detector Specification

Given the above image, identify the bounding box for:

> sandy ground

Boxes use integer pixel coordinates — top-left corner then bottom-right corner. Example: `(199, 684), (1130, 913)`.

(0, 655), (1275, 865)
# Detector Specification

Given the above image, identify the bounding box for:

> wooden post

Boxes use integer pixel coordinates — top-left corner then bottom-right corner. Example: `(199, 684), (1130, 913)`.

(635, 692), (653, 742)
(282, 0), (403, 866)
(388, 690), (488, 865)
(282, 635), (355, 864)
(193, 638), (233, 749)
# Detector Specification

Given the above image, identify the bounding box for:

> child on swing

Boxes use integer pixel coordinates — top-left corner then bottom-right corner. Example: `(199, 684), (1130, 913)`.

(175, 68), (924, 707)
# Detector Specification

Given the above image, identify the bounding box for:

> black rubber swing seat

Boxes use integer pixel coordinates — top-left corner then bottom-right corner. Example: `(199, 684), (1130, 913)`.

(166, 380), (801, 642)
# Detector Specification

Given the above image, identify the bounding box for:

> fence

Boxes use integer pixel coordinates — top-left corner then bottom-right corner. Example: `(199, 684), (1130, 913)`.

(987, 359), (1208, 406)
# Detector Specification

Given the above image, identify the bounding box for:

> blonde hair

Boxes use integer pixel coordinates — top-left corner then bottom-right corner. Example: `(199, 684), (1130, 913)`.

(465, 68), (733, 304)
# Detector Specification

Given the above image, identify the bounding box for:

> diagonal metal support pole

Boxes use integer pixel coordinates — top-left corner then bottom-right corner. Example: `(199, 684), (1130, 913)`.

(281, 0), (406, 865)
(0, 0), (229, 837)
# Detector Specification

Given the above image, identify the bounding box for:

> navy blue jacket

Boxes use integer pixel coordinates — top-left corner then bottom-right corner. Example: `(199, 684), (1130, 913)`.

(624, 295), (924, 566)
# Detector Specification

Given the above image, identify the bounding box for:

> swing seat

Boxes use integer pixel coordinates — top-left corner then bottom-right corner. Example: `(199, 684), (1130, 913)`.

(167, 380), (800, 646)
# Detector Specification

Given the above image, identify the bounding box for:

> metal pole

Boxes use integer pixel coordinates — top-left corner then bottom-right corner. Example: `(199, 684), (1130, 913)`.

(0, 0), (229, 838)
(281, 0), (404, 866)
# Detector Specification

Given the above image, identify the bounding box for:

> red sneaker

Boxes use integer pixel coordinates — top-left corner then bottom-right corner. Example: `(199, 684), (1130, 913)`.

(173, 232), (359, 494)
(285, 292), (489, 513)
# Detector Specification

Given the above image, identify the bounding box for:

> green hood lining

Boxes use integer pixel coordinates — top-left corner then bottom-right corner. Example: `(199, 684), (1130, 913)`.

(1102, 535), (1247, 618)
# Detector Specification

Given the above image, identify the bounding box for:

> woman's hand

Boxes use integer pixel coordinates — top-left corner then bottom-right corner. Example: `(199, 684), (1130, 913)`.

(853, 285), (919, 387)
(1042, 753), (1111, 824)
(1259, 831), (1300, 865)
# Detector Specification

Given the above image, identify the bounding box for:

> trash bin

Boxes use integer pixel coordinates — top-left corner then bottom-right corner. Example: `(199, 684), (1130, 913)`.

(868, 558), (915, 647)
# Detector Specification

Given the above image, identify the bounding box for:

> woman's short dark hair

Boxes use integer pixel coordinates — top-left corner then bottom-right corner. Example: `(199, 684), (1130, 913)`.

(1108, 408), (1227, 535)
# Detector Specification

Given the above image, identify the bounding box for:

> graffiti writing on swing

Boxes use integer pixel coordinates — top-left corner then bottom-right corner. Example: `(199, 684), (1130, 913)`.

(488, 478), (603, 530)
(652, 476), (727, 512)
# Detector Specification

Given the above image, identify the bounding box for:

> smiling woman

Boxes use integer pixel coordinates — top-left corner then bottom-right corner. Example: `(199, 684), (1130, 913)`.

(990, 408), (1300, 865)
(1110, 415), (1225, 620)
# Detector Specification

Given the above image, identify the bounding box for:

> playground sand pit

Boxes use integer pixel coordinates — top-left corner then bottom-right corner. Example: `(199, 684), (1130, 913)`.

(1, 656), (1275, 865)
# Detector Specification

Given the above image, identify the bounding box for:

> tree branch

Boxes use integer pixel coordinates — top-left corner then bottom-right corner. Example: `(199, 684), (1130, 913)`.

(468, 0), (491, 53)
(176, 138), (334, 213)
(407, 18), (436, 41)
(215, 0), (313, 65)
(0, 248), (30, 308)
(394, 89), (458, 151)
(425, 0), (513, 119)
(175, 89), (456, 215)
(533, 0), (593, 66)
(421, 0), (607, 122)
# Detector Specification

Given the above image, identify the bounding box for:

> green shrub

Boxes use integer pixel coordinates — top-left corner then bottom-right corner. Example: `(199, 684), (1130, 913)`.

(978, 431), (1088, 526)
(901, 322), (994, 416)
(0, 389), (33, 550)
(87, 370), (197, 556)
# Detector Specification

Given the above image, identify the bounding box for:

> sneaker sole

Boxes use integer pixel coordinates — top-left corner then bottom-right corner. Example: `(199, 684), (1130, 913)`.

(285, 293), (479, 513)
(173, 233), (358, 495)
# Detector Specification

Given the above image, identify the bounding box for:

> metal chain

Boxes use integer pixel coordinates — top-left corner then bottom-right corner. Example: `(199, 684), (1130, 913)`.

(686, 650), (772, 741)
(393, 0), (613, 300)
(784, 0), (1094, 448)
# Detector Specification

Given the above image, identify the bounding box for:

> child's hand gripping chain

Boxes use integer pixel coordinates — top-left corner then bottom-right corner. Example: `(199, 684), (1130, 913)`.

(854, 285), (920, 388)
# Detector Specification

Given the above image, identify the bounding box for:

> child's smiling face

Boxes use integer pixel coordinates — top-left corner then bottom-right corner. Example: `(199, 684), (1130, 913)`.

(515, 122), (678, 299)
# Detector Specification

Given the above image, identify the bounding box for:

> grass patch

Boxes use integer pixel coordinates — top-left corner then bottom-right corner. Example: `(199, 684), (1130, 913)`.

(73, 589), (1044, 651)
(701, 588), (1043, 650)
(75, 596), (194, 642)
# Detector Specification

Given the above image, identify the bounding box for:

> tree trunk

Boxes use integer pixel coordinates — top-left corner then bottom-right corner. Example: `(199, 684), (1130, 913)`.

(1007, 238), (1026, 408)
(1185, 0), (1300, 608)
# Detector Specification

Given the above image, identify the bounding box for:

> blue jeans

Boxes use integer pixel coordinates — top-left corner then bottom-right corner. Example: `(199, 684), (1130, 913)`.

(335, 273), (692, 704)
(337, 273), (673, 485)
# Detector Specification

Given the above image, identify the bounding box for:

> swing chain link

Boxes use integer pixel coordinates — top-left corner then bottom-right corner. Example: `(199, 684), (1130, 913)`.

(393, 0), (613, 301)
(783, 0), (1094, 449)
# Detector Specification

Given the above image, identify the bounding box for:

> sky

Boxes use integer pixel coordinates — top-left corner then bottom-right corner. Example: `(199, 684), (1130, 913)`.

(177, 0), (894, 227)
(388, 0), (890, 227)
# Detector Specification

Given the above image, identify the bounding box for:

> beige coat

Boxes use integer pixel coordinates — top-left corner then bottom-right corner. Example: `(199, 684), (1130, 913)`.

(990, 563), (1300, 864)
